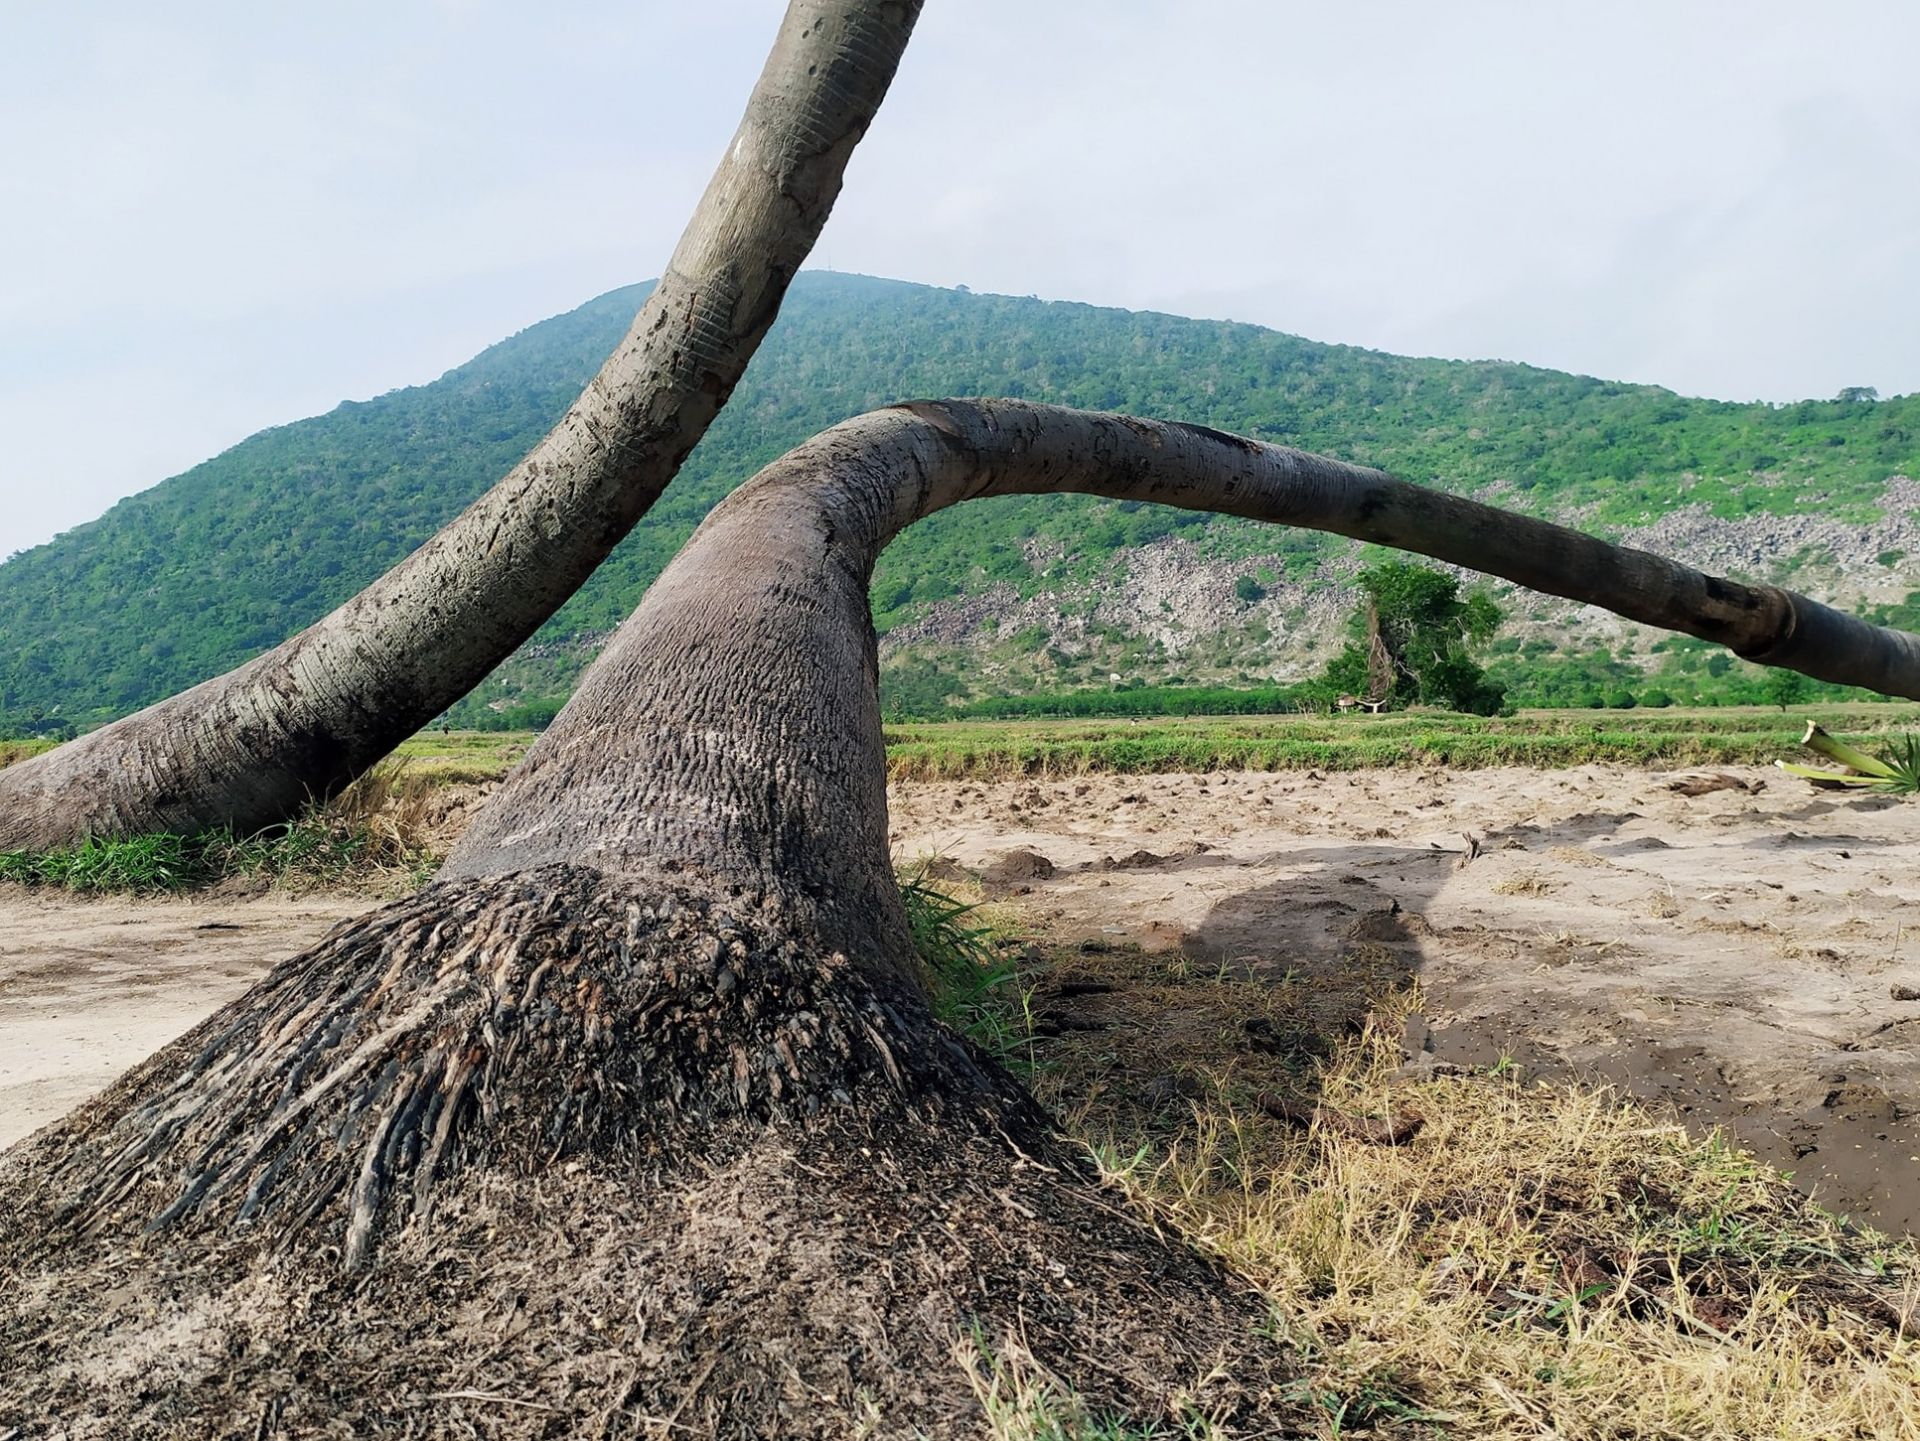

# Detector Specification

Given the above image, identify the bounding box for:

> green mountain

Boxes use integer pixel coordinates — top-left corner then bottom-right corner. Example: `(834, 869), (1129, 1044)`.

(3, 272), (1916, 733)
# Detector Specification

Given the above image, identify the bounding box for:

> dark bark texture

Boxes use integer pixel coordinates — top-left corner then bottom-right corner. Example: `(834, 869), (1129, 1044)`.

(14, 866), (1023, 1273)
(0, 873), (1287, 1435)
(0, 0), (921, 854)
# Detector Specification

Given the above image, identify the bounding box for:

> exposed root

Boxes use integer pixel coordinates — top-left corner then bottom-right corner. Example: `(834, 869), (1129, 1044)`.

(3, 1112), (1297, 1437)
(0, 864), (1298, 1435)
(6, 865), (1030, 1273)
(1254, 1089), (1425, 1146)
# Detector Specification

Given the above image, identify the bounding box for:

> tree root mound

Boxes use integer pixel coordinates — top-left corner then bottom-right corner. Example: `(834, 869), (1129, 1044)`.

(0, 865), (1300, 1435)
(5, 865), (1029, 1272)
(3, 1114), (1297, 1436)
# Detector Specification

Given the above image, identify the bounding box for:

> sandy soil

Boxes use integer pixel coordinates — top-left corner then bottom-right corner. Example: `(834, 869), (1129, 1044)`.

(4, 764), (1918, 1237)
(0, 890), (368, 1147)
(890, 764), (1920, 1236)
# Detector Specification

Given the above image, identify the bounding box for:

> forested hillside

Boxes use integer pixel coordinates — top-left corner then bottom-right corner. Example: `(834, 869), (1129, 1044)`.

(3, 272), (1915, 732)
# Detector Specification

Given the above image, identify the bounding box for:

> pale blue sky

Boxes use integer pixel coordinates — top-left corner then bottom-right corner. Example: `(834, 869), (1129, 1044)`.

(3, 1), (1917, 558)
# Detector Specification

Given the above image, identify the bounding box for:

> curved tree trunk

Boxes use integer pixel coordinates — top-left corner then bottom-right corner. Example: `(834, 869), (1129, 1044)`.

(445, 399), (1920, 871)
(0, 0), (920, 854)
(9, 401), (1920, 1434)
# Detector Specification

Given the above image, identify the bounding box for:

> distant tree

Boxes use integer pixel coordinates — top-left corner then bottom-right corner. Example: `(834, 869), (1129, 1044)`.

(1836, 386), (1880, 404)
(1310, 561), (1506, 714)
(1233, 574), (1266, 603)
(1765, 667), (1813, 710)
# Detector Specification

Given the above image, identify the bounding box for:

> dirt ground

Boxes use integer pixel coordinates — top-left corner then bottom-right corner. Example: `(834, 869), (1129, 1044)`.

(4, 763), (1919, 1238)
(889, 764), (1920, 1238)
(0, 892), (367, 1148)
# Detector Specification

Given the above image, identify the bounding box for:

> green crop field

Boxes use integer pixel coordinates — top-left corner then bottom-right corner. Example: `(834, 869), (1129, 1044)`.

(361, 703), (1920, 785)
(12, 705), (1913, 795)
(881, 703), (1920, 779)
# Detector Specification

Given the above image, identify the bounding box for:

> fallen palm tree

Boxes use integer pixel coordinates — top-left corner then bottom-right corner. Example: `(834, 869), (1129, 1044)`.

(0, 0), (920, 853)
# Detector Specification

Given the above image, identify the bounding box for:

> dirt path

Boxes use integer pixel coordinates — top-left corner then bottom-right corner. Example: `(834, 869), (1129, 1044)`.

(0, 890), (370, 1147)
(890, 764), (1920, 1236)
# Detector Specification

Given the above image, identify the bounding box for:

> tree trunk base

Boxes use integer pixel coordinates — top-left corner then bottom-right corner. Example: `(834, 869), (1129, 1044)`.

(4, 1114), (1295, 1436)
(1, 867), (1297, 1435)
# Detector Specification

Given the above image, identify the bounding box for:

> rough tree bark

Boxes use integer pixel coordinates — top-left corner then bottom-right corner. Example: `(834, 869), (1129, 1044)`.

(8, 401), (1920, 1434)
(0, 0), (920, 855)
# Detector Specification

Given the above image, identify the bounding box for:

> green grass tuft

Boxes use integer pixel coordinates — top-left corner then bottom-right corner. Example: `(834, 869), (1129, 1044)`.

(900, 872), (1035, 1071)
(0, 763), (440, 895)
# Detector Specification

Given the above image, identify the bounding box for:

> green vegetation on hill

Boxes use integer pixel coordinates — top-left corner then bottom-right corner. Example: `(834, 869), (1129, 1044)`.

(2, 273), (1915, 734)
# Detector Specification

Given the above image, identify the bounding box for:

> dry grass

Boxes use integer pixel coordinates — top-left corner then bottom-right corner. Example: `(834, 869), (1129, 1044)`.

(1073, 1004), (1919, 1440)
(0, 739), (55, 772)
(314, 761), (444, 870)
(1491, 870), (1559, 897)
(956, 1333), (1228, 1440)
(933, 924), (1913, 1437)
(1647, 889), (1684, 919)
(1547, 845), (1614, 869)
(240, 760), (466, 892)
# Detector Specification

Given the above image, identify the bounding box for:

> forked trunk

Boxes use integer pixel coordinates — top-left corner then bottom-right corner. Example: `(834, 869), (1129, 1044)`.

(8, 402), (1920, 1435)
(0, 0), (920, 854)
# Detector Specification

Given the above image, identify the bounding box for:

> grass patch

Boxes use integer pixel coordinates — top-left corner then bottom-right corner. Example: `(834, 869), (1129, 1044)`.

(1491, 871), (1559, 897)
(1072, 1002), (1918, 1440)
(0, 764), (441, 895)
(390, 729), (533, 783)
(907, 912), (1920, 1436)
(22, 704), (1920, 795)
(956, 1330), (1221, 1440)
(901, 870), (1036, 1073)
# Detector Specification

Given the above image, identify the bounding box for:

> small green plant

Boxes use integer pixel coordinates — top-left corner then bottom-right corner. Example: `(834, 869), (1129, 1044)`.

(899, 872), (1034, 1069)
(958, 1328), (1218, 1440)
(1282, 1373), (1443, 1436)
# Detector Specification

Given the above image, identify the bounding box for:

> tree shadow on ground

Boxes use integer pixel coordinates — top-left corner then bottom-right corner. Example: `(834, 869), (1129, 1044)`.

(1023, 811), (1920, 1237)
(1023, 841), (1463, 1145)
